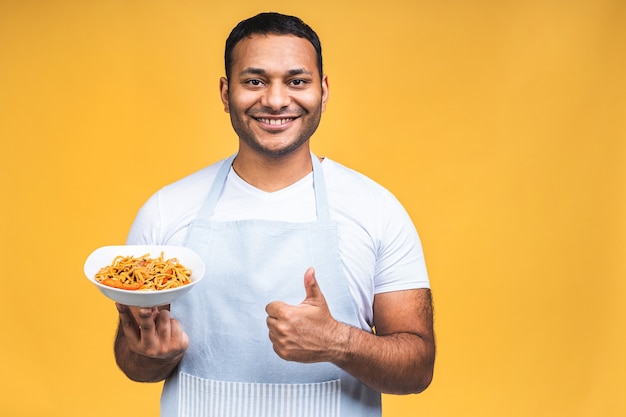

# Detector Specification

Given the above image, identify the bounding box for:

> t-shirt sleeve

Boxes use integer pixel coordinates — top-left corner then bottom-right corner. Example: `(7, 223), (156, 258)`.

(374, 193), (430, 293)
(125, 192), (163, 245)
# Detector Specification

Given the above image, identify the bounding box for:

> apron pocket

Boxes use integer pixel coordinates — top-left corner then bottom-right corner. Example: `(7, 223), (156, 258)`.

(179, 372), (341, 417)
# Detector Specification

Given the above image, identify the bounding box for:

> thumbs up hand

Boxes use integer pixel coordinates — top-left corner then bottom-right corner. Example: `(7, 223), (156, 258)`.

(265, 267), (349, 363)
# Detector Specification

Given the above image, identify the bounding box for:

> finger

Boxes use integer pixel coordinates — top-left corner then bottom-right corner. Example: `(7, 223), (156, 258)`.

(117, 303), (134, 328)
(169, 318), (190, 350)
(265, 301), (287, 318)
(138, 306), (158, 320)
(136, 307), (159, 335)
(153, 309), (189, 347)
(116, 303), (140, 341)
(302, 267), (324, 305)
(266, 314), (278, 331)
(155, 309), (172, 340)
(153, 310), (189, 355)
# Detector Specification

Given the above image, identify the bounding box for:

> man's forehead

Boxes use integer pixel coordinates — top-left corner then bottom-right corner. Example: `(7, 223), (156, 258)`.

(231, 34), (316, 64)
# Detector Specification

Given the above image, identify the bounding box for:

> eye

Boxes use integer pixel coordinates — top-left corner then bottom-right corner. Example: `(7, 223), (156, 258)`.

(289, 79), (309, 87)
(244, 79), (265, 87)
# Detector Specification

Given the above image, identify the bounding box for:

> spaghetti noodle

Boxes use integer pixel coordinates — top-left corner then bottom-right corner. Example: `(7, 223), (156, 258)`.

(95, 252), (192, 291)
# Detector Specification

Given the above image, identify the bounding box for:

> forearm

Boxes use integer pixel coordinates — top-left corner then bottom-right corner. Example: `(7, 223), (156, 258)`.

(266, 274), (435, 393)
(331, 324), (435, 394)
(114, 321), (183, 383)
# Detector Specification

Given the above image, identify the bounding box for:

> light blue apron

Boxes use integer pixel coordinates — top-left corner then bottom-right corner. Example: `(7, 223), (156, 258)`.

(160, 154), (381, 417)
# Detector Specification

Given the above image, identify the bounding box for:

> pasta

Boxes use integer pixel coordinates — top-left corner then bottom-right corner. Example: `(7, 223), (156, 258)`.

(95, 252), (192, 291)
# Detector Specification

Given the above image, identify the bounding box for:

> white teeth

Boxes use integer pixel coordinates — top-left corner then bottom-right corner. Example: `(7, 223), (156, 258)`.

(260, 118), (292, 125)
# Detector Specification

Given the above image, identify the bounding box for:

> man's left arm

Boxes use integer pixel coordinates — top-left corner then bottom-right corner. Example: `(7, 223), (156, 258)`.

(337, 286), (435, 394)
(266, 268), (435, 394)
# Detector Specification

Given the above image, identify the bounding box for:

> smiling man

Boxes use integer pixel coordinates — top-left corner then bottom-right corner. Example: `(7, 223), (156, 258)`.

(221, 32), (329, 191)
(113, 12), (435, 417)
(222, 34), (328, 157)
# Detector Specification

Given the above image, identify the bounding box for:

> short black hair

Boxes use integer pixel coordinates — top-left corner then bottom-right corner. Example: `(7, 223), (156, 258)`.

(224, 12), (323, 80)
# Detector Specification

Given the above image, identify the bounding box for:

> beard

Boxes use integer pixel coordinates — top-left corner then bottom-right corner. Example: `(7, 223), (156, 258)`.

(229, 102), (323, 157)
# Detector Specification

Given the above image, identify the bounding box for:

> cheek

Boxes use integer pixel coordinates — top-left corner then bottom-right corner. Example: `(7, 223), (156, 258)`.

(228, 90), (258, 110)
(302, 92), (325, 110)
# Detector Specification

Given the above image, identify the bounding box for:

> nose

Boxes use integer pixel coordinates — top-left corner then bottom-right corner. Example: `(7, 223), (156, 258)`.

(261, 83), (291, 111)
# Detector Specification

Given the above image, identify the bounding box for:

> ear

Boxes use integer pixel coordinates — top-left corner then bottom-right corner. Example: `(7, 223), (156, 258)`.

(219, 77), (230, 113)
(320, 75), (329, 112)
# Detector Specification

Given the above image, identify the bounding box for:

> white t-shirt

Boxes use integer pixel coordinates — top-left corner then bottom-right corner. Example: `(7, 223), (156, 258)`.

(127, 157), (429, 330)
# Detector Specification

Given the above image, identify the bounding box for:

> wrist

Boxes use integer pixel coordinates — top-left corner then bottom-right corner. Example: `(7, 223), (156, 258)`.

(125, 349), (182, 382)
(328, 321), (354, 366)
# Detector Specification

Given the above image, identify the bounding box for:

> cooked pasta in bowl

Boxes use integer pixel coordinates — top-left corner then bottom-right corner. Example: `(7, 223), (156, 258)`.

(84, 245), (205, 307)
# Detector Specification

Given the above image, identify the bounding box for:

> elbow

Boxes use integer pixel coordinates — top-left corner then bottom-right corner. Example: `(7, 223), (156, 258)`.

(391, 347), (436, 395)
(412, 348), (436, 394)
(412, 367), (434, 394)
(388, 368), (434, 395)
(410, 336), (436, 394)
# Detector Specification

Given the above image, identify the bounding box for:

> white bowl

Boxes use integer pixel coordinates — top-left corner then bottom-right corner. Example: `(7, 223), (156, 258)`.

(84, 245), (205, 307)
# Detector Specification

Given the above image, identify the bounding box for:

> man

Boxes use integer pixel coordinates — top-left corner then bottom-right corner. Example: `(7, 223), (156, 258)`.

(114, 12), (435, 417)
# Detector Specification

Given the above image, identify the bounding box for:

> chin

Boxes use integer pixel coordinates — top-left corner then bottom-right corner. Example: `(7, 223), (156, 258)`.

(244, 137), (310, 157)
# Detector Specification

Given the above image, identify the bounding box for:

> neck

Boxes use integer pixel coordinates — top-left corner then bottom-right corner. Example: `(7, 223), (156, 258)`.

(232, 146), (314, 192)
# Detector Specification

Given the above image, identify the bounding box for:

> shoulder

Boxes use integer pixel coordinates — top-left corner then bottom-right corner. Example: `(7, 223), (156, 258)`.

(321, 158), (385, 189)
(126, 157), (229, 245)
(158, 158), (226, 200)
(320, 157), (419, 253)
(321, 158), (408, 218)
(149, 159), (226, 222)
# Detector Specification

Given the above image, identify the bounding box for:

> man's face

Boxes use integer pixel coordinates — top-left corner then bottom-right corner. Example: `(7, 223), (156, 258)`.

(220, 34), (329, 157)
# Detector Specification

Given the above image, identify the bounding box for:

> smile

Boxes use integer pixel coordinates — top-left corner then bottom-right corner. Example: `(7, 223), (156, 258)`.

(256, 117), (295, 126)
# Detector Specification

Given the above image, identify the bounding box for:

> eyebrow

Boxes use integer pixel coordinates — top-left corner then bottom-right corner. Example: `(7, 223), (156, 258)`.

(239, 67), (314, 77)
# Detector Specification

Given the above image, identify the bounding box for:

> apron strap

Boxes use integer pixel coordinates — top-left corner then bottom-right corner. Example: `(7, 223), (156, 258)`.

(195, 154), (236, 221)
(189, 151), (331, 229)
(311, 154), (330, 222)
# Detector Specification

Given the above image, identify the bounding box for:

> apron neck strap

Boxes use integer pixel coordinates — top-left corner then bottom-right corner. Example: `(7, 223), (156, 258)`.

(311, 154), (330, 222)
(195, 152), (331, 222)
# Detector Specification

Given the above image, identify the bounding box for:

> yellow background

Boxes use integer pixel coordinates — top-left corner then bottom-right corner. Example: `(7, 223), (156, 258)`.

(1, 0), (624, 416)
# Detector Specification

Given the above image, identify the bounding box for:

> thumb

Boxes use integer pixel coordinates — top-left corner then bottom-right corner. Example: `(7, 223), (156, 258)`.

(302, 267), (325, 305)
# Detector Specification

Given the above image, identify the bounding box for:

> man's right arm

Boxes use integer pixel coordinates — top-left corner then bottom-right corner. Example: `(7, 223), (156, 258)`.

(114, 304), (188, 382)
